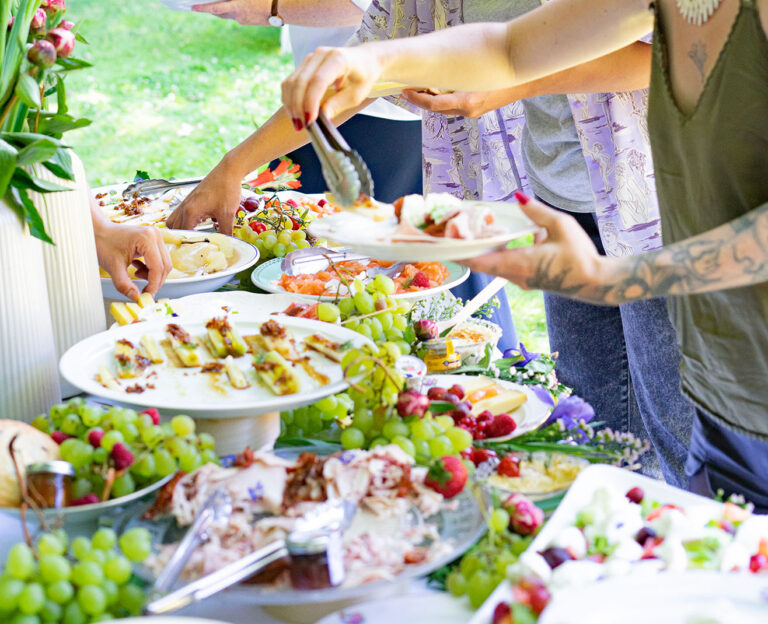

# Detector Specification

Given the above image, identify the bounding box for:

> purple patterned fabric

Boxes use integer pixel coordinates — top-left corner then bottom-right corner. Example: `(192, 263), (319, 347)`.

(354, 0), (661, 256)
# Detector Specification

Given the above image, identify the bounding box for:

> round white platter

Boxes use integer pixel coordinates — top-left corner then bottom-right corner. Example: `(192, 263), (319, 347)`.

(101, 229), (259, 301)
(60, 316), (371, 418)
(307, 201), (537, 262)
(250, 257), (470, 301)
(316, 591), (473, 624)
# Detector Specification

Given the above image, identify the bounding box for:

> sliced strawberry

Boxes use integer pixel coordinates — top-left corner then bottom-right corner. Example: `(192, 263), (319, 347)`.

(425, 456), (468, 499)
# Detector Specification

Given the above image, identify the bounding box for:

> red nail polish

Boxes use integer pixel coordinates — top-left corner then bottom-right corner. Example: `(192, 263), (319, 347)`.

(304, 112), (310, 125)
(514, 191), (530, 205)
(293, 118), (302, 131)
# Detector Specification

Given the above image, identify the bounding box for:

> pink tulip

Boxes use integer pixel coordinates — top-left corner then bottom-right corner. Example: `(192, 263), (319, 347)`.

(27, 39), (57, 69)
(46, 27), (75, 58)
(60, 19), (74, 30)
(31, 8), (46, 30)
(41, 0), (66, 14)
(503, 493), (544, 536)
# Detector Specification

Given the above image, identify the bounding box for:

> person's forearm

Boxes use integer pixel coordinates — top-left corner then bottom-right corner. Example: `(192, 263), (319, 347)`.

(280, 0), (363, 27)
(545, 204), (768, 305)
(371, 0), (651, 92)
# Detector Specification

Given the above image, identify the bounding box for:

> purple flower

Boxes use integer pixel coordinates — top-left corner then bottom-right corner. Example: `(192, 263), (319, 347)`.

(339, 450), (355, 465)
(220, 454), (236, 467)
(530, 385), (555, 408)
(503, 342), (540, 368)
(248, 482), (264, 501)
(544, 395), (595, 430)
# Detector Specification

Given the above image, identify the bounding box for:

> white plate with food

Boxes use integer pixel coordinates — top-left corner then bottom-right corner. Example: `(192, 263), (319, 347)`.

(250, 256), (469, 301)
(60, 315), (371, 418)
(307, 193), (537, 262)
(93, 183), (211, 229)
(316, 591), (473, 624)
(101, 229), (259, 301)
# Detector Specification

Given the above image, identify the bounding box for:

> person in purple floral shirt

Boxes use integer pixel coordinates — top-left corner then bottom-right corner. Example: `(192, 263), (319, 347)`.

(352, 0), (693, 485)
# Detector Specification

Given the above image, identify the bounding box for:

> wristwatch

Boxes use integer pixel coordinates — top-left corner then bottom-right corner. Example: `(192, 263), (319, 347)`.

(268, 0), (284, 26)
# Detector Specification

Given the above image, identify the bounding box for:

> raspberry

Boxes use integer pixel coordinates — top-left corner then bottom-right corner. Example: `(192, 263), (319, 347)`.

(142, 408), (161, 425)
(477, 410), (494, 424)
(486, 413), (517, 438)
(51, 431), (74, 445)
(498, 455), (521, 477)
(411, 271), (430, 288)
(87, 429), (104, 449)
(111, 442), (134, 471)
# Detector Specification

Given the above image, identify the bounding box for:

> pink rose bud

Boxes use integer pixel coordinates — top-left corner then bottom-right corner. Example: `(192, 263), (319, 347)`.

(414, 319), (438, 342)
(27, 39), (57, 68)
(396, 390), (430, 419)
(503, 493), (544, 536)
(7, 16), (14, 28)
(61, 19), (74, 30)
(46, 27), (75, 58)
(42, 0), (66, 14)
(31, 8), (46, 30)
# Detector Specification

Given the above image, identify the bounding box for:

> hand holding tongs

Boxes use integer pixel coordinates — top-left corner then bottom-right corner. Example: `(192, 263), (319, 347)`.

(122, 177), (204, 199)
(306, 110), (373, 207)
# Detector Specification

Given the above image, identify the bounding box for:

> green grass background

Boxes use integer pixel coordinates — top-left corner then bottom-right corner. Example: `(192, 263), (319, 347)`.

(64, 0), (548, 351)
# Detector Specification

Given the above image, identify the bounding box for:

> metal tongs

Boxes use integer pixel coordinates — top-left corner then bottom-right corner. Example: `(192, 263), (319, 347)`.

(306, 110), (373, 207)
(280, 246), (369, 275)
(144, 497), (357, 615)
(122, 177), (204, 199)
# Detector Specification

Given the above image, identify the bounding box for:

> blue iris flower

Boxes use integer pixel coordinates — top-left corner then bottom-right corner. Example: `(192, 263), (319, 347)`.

(503, 342), (540, 367)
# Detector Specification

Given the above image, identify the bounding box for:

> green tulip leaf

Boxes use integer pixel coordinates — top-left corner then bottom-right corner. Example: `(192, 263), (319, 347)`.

(0, 138), (18, 198)
(14, 72), (40, 108)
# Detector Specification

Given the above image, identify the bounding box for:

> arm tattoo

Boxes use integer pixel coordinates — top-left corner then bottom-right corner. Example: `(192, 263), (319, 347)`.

(688, 41), (708, 85)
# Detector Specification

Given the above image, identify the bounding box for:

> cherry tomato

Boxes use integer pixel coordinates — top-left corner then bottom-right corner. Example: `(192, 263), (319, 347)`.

(249, 221), (267, 233)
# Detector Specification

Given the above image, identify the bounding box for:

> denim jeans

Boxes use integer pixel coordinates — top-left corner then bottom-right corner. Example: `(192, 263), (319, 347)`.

(688, 410), (768, 513)
(543, 208), (693, 487)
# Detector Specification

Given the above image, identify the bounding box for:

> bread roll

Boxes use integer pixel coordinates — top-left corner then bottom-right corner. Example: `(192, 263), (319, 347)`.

(0, 420), (60, 507)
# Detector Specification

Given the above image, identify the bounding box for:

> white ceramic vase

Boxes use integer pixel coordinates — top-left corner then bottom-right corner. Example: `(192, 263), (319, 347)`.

(33, 151), (106, 397)
(0, 199), (61, 421)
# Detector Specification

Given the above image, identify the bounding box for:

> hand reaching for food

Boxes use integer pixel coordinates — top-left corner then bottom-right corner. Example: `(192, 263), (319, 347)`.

(400, 89), (497, 119)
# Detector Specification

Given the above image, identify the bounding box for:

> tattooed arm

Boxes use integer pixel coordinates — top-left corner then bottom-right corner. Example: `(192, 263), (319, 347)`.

(460, 196), (768, 306)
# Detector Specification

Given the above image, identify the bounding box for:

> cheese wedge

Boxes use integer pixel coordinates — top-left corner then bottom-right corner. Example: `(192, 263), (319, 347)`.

(96, 364), (121, 391)
(136, 292), (155, 309)
(110, 302), (134, 326)
(471, 389), (527, 416)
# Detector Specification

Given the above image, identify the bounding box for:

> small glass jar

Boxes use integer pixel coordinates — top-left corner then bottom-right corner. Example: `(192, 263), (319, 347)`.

(26, 461), (75, 509)
(423, 338), (462, 373)
(287, 529), (345, 590)
(395, 355), (427, 391)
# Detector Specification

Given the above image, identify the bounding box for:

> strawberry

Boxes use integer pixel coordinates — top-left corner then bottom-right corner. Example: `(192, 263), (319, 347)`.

(486, 413), (517, 438)
(425, 456), (468, 499)
(491, 602), (512, 624)
(471, 447), (498, 466)
(142, 407), (161, 425)
(411, 271), (430, 288)
(497, 455), (521, 477)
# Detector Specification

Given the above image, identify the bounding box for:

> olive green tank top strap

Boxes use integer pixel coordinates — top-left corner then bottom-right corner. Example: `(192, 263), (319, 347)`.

(647, 0), (768, 439)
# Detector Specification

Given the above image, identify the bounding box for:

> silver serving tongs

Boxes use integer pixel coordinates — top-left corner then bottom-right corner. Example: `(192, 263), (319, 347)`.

(143, 498), (357, 615)
(306, 110), (373, 207)
(280, 247), (369, 275)
(122, 177), (204, 199)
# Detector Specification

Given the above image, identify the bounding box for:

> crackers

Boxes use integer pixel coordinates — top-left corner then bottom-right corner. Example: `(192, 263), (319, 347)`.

(0, 420), (60, 507)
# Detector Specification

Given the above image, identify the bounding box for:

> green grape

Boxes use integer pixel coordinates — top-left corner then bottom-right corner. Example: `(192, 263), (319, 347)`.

(160, 422), (175, 438)
(111, 474), (135, 499)
(412, 438), (430, 458)
(338, 298), (355, 317)
(101, 579), (118, 607)
(296, 239), (311, 250)
(197, 432), (216, 450)
(132, 454), (155, 479)
(429, 435), (454, 457)
(88, 615), (112, 623)
(262, 233), (277, 249)
(460, 553), (482, 578)
(18, 582), (45, 614)
(87, 475), (105, 499)
(410, 419), (435, 441)
(39, 555), (71, 584)
(201, 449), (218, 465)
(392, 315), (408, 331)
(165, 436), (187, 457)
(71, 537), (91, 560)
(391, 435), (415, 457)
(152, 448), (176, 477)
(329, 402), (348, 422)
(395, 302), (411, 315)
(369, 436), (389, 449)
(367, 317), (383, 341)
(77, 585), (106, 616)
(48, 403), (68, 427)
(446, 571), (468, 597)
(435, 415), (455, 431)
(447, 427), (474, 452)
(314, 395), (338, 412)
(171, 415), (195, 436)
(353, 290), (375, 315)
(384, 328), (404, 341)
(117, 584), (145, 615)
(82, 550), (106, 566)
(277, 230), (292, 246)
(355, 323), (373, 340)
(395, 340), (411, 355)
(376, 312), (393, 331)
(62, 600), (85, 624)
(340, 427), (365, 449)
(79, 406), (103, 428)
(92, 448), (108, 465)
(273, 242), (287, 257)
(372, 274), (396, 295)
(103, 556), (131, 586)
(72, 561), (104, 587)
(91, 529), (117, 552)
(467, 570), (496, 609)
(290, 228), (306, 241)
(50, 529), (68, 554)
(293, 410), (310, 432)
(7, 543), (35, 580)
(495, 549), (518, 576)
(40, 600), (62, 623)
(31, 414), (50, 433)
(140, 425), (163, 448)
(100, 431), (123, 452)
(119, 423), (139, 443)
(61, 413), (81, 435)
(0, 578), (24, 611)
(119, 528), (152, 563)
(137, 413), (154, 432)
(382, 419), (409, 440)
(316, 302), (340, 323)
(11, 615), (41, 624)
(71, 478), (91, 500)
(38, 533), (65, 557)
(351, 408), (374, 433)
(306, 413), (324, 434)
(59, 439), (92, 470)
(45, 580), (74, 605)
(489, 508), (511, 532)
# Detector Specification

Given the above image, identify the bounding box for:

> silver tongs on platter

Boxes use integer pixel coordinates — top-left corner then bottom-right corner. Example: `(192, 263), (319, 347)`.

(122, 177), (204, 199)
(280, 246), (369, 275)
(144, 498), (357, 615)
(306, 110), (373, 207)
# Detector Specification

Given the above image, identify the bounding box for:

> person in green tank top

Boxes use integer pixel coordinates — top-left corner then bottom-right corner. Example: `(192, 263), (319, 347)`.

(280, 0), (768, 508)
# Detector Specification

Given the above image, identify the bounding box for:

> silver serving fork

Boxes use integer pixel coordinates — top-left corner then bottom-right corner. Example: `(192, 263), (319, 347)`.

(306, 110), (373, 207)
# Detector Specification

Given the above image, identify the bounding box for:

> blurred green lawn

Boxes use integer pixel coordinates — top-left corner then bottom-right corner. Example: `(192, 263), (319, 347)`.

(65, 0), (548, 351)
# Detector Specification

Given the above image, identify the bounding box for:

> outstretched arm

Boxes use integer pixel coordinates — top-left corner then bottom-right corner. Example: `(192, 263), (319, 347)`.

(282, 0), (653, 122)
(461, 194), (768, 306)
(192, 0), (364, 27)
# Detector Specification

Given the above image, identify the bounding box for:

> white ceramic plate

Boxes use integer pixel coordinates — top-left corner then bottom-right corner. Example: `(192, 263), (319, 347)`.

(316, 592), (473, 624)
(424, 374), (551, 440)
(105, 618), (230, 624)
(541, 571), (768, 624)
(60, 316), (371, 418)
(470, 465), (733, 624)
(250, 257), (470, 301)
(0, 474), (173, 532)
(307, 201), (537, 262)
(101, 230), (259, 301)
